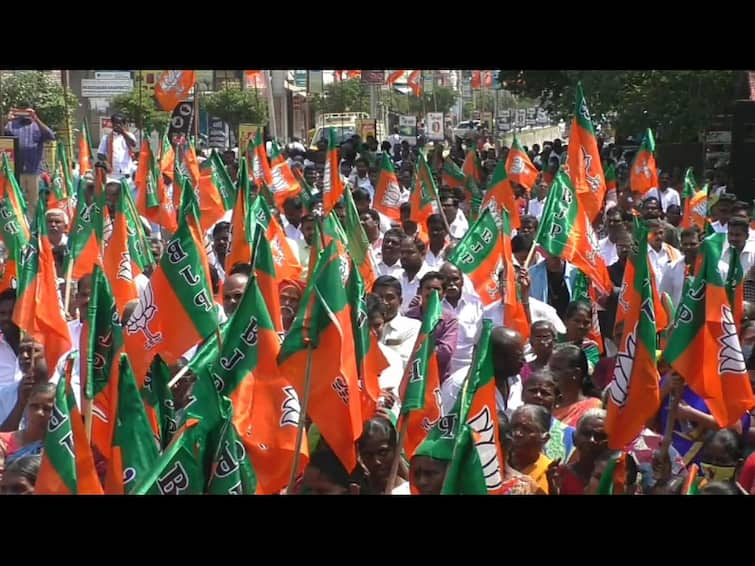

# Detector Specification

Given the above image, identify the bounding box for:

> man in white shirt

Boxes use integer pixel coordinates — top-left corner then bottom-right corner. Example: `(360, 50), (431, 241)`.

(425, 214), (449, 270)
(599, 207), (624, 267)
(440, 194), (468, 240)
(365, 294), (406, 397)
(527, 177), (549, 220)
(483, 264), (566, 335)
(209, 221), (230, 281)
(281, 196), (305, 243)
(397, 169), (413, 205)
(349, 157), (374, 200)
(0, 336), (47, 431)
(375, 228), (405, 279)
(46, 208), (69, 247)
(646, 170), (680, 213)
(710, 193), (736, 234)
(647, 219), (681, 288)
(660, 227), (701, 310)
(719, 217), (755, 282)
(97, 113), (136, 179)
(372, 275), (420, 369)
(399, 235), (431, 312)
(440, 264), (483, 375)
(0, 289), (21, 388)
(360, 209), (384, 265)
(491, 327), (525, 416)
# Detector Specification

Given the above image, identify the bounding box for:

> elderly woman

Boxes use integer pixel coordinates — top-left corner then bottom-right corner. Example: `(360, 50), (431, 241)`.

(497, 411), (543, 495)
(0, 454), (41, 495)
(549, 408), (609, 495)
(357, 416), (409, 495)
(507, 404), (553, 494)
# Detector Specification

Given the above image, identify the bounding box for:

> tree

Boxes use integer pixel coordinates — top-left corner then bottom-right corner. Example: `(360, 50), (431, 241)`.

(497, 70), (746, 143)
(384, 86), (458, 117)
(309, 79), (370, 116)
(203, 86), (268, 135)
(0, 71), (78, 131)
(110, 88), (171, 134)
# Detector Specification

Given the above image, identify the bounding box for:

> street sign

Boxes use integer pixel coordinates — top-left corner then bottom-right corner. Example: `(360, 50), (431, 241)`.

(526, 108), (537, 126)
(81, 78), (133, 98)
(94, 71), (131, 81)
(361, 70), (385, 84)
(515, 109), (526, 127)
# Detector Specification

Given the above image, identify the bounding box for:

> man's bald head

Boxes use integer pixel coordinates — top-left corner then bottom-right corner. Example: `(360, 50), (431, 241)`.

(491, 326), (525, 383)
(223, 273), (249, 316)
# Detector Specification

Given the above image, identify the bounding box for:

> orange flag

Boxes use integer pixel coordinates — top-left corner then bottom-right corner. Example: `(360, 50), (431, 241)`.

(565, 83), (606, 222)
(483, 159), (520, 230)
(234, 375), (310, 495)
(154, 71), (196, 112)
(630, 129), (658, 196)
(225, 158), (254, 273)
(507, 135), (539, 191)
(322, 128), (345, 215)
(102, 196), (139, 317)
(13, 203), (72, 374)
(373, 152), (402, 221)
(605, 222), (659, 450)
(407, 70), (422, 96)
(278, 241), (364, 472)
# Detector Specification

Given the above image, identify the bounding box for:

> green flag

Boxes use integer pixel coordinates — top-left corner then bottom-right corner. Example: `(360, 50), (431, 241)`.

(111, 354), (160, 493)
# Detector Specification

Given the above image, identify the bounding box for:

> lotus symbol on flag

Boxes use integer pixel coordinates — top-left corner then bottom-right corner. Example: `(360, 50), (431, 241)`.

(382, 181), (401, 208)
(581, 147), (602, 192)
(271, 237), (285, 267)
(323, 161), (332, 195)
(160, 71), (186, 95)
(634, 162), (651, 179)
(125, 283), (163, 349)
(511, 156), (527, 175)
(117, 251), (133, 282)
(420, 388), (443, 431)
(280, 386), (301, 427)
(468, 406), (503, 491)
(608, 323), (636, 407)
(718, 304), (747, 374)
(339, 254), (350, 286)
(579, 99), (591, 122)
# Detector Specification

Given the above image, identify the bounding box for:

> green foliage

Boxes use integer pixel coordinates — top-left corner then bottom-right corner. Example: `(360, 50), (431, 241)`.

(310, 78), (459, 119)
(497, 70), (744, 143)
(309, 79), (370, 115)
(111, 88), (171, 134)
(203, 85), (268, 132)
(0, 71), (79, 131)
(384, 86), (458, 115)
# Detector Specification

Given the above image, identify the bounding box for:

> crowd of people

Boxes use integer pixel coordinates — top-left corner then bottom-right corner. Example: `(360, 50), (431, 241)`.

(0, 99), (753, 496)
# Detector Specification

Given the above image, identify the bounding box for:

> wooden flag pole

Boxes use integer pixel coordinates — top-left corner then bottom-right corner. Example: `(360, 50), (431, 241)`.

(523, 239), (538, 269)
(167, 364), (191, 389)
(63, 260), (75, 318)
(384, 417), (409, 495)
(286, 343), (314, 494)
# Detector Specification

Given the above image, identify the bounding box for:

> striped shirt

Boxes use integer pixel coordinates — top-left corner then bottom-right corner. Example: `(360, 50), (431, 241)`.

(3, 118), (55, 174)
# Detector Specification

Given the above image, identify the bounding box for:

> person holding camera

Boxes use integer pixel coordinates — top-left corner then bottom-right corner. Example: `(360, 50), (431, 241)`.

(96, 112), (136, 180)
(3, 102), (55, 222)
